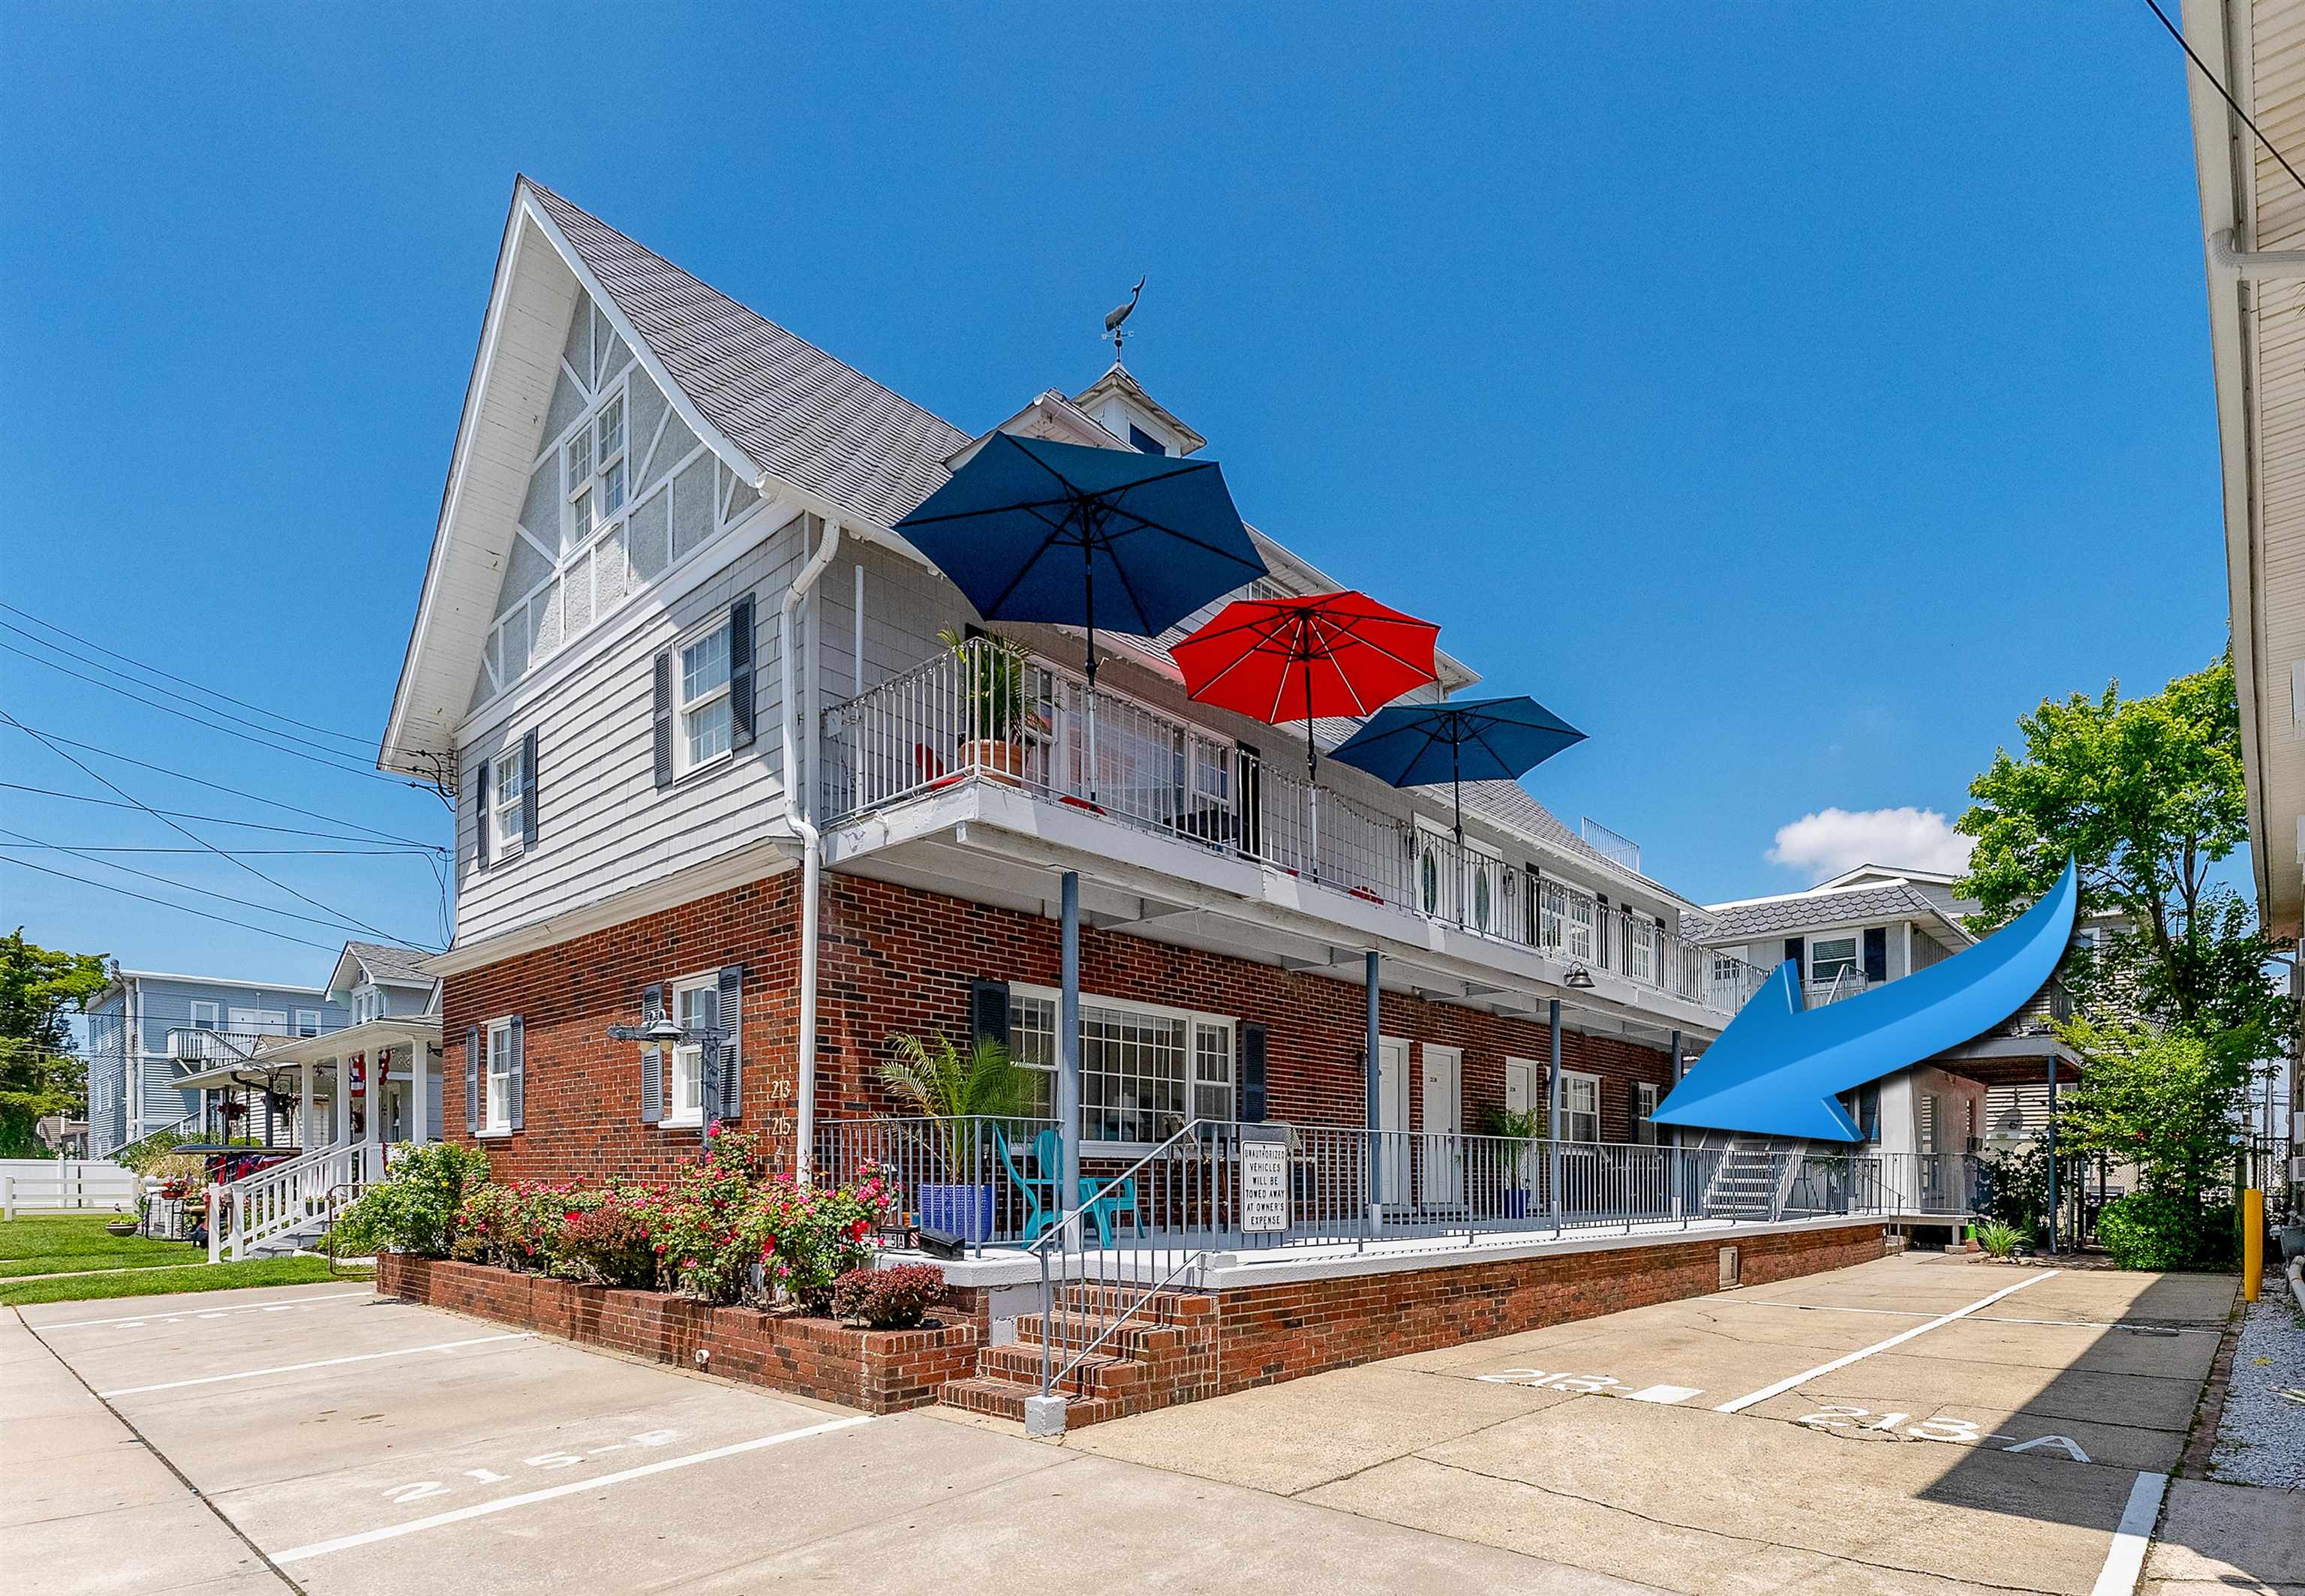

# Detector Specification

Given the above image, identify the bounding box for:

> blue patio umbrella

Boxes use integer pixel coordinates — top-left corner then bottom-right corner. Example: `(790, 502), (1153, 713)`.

(894, 434), (1267, 798)
(1327, 696), (1588, 855)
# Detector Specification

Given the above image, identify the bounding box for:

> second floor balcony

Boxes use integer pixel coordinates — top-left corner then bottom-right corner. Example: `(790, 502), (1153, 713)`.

(822, 636), (1768, 1019)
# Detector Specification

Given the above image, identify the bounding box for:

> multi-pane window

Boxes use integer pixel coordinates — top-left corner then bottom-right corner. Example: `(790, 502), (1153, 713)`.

(492, 742), (527, 858)
(1633, 1082), (1660, 1145)
(1559, 1072), (1600, 1143)
(1008, 989), (1235, 1143)
(677, 620), (733, 777)
(566, 393), (627, 543)
(1627, 916), (1659, 983)
(667, 975), (715, 1124)
(1808, 934), (1859, 984)
(484, 1018), (516, 1133)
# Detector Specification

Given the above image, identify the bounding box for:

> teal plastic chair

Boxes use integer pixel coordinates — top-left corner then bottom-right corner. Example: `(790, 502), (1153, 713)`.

(1078, 1175), (1140, 1247)
(992, 1123), (1059, 1240)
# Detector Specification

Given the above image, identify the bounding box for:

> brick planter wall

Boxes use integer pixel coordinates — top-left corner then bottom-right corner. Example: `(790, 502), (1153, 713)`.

(376, 1254), (981, 1414)
(1207, 1223), (1894, 1393)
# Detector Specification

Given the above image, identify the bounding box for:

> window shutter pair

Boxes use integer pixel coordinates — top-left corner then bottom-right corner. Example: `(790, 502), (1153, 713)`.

(649, 597), (756, 792)
(639, 983), (665, 1124)
(1239, 1023), (1268, 1123)
(464, 1026), (479, 1134)
(969, 980), (1011, 1049)
(473, 760), (491, 872)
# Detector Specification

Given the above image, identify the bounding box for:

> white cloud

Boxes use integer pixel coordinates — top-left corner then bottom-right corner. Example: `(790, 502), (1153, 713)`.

(1766, 807), (1973, 885)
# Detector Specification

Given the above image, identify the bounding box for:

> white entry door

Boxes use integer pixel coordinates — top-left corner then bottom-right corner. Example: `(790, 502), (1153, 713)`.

(1422, 1044), (1463, 1207)
(1377, 1037), (1411, 1204)
(1506, 1058), (1542, 1195)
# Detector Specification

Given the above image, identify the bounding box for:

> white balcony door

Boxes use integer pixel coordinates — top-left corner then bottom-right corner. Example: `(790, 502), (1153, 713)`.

(1377, 1037), (1411, 1204)
(1506, 1058), (1540, 1190)
(1422, 1044), (1462, 1207)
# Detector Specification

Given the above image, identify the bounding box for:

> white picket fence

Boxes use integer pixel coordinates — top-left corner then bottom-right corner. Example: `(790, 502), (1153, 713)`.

(0, 1158), (140, 1217)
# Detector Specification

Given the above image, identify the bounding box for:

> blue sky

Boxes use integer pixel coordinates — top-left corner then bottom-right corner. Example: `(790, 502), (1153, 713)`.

(1, 4), (2231, 981)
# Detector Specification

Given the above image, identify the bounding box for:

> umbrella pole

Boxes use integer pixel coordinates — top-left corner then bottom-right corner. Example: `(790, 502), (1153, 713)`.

(1303, 661), (1320, 881)
(1453, 743), (1466, 928)
(1082, 538), (1098, 807)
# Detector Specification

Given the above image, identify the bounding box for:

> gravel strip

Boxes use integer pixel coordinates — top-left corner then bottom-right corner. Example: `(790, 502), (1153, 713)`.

(2207, 1284), (2305, 1489)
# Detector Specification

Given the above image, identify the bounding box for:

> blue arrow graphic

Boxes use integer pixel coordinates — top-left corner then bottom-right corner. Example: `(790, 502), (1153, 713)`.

(1652, 861), (2078, 1143)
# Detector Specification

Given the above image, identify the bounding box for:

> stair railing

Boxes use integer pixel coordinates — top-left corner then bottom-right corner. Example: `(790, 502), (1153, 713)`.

(213, 1140), (386, 1262)
(1025, 1120), (1218, 1403)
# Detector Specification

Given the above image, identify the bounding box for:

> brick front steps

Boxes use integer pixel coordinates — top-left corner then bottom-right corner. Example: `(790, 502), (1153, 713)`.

(936, 1221), (1897, 1431)
(375, 1254), (981, 1414)
(941, 1286), (1219, 1426)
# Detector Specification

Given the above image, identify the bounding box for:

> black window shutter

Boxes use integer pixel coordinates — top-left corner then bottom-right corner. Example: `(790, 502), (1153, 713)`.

(1862, 927), (1888, 984)
(969, 980), (1011, 1048)
(464, 1026), (479, 1134)
(474, 759), (491, 872)
(729, 597), (756, 750)
(639, 983), (663, 1125)
(717, 964), (743, 1120)
(652, 649), (675, 789)
(1240, 1023), (1268, 1123)
(1784, 936), (1805, 975)
(507, 1015), (524, 1131)
(520, 730), (539, 848)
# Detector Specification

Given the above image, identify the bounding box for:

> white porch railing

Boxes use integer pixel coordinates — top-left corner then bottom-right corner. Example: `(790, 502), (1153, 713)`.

(209, 1141), (387, 1262)
(821, 638), (1769, 1016)
(167, 1027), (265, 1066)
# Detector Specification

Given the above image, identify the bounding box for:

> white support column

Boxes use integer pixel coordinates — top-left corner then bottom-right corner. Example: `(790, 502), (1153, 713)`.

(371, 1050), (389, 1147)
(412, 1043), (431, 1145)
(299, 1059), (314, 1151)
(335, 1056), (351, 1148)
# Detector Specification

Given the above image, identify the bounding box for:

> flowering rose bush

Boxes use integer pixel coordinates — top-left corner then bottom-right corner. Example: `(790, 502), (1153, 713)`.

(551, 1184), (660, 1287)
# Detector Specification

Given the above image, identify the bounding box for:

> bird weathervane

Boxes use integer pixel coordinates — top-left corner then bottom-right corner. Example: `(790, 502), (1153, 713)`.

(1104, 275), (1145, 358)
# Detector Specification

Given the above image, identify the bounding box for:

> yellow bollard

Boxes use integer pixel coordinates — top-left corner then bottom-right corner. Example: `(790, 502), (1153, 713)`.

(2242, 1188), (2263, 1303)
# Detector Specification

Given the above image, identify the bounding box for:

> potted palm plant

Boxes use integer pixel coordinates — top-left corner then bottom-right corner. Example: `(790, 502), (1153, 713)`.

(937, 627), (1034, 785)
(879, 1032), (1029, 1243)
(1483, 1103), (1544, 1219)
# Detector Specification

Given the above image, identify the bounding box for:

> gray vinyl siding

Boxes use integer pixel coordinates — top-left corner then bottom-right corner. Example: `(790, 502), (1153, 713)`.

(454, 509), (813, 945)
(86, 976), (347, 1151)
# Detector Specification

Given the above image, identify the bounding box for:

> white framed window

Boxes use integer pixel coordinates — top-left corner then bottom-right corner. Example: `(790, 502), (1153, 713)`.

(189, 999), (220, 1032)
(352, 985), (381, 1024)
(484, 1017), (517, 1134)
(666, 973), (717, 1126)
(1808, 934), (1859, 985)
(1633, 1082), (1660, 1145)
(1627, 915), (1660, 984)
(1010, 986), (1237, 1144)
(675, 614), (735, 777)
(492, 741), (528, 859)
(1559, 1070), (1601, 1144)
(295, 1009), (321, 1038)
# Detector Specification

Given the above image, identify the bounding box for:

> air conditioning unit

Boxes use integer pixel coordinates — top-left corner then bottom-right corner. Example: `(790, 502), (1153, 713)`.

(2289, 1154), (2305, 1183)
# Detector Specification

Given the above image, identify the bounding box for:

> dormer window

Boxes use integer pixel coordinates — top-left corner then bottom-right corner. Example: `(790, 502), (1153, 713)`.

(1128, 424), (1166, 456)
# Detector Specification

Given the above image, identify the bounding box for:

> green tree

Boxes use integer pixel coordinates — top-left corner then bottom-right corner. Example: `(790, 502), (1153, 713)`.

(0, 930), (110, 1157)
(2051, 1019), (2244, 1207)
(1955, 652), (2289, 1058)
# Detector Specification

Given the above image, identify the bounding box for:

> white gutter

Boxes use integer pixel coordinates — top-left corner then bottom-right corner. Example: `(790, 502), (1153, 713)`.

(777, 499), (840, 1182)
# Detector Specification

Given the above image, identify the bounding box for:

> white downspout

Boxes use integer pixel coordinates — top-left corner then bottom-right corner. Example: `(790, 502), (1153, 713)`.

(778, 497), (840, 1183)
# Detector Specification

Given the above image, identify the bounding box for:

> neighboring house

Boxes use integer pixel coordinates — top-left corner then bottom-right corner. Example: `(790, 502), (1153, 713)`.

(1682, 864), (2096, 1211)
(83, 970), (346, 1156)
(377, 178), (1775, 1190)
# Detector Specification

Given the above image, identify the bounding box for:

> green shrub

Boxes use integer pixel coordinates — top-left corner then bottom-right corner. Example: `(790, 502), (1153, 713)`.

(2095, 1190), (2236, 1271)
(1973, 1220), (2023, 1260)
(333, 1143), (494, 1257)
(115, 1128), (188, 1175)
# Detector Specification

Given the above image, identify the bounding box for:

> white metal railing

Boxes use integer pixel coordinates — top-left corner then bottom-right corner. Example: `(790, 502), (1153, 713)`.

(167, 1027), (264, 1066)
(210, 1141), (386, 1262)
(822, 639), (1769, 1014)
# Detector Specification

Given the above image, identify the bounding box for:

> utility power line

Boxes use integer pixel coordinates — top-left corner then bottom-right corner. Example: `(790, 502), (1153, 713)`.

(0, 826), (411, 939)
(0, 843), (430, 855)
(0, 726), (447, 850)
(0, 784), (446, 849)
(0, 856), (342, 954)
(2, 713), (431, 948)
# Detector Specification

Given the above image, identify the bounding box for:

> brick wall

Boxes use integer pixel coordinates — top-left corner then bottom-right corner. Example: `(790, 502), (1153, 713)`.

(443, 870), (1678, 1182)
(377, 1253), (983, 1414)
(1208, 1224), (1894, 1394)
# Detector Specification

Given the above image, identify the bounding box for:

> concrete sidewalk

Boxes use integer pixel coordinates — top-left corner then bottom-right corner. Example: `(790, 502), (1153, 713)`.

(1, 1312), (288, 1594)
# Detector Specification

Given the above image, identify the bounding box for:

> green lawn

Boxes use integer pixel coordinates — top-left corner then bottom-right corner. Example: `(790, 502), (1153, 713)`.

(0, 1254), (368, 1306)
(0, 1213), (206, 1278)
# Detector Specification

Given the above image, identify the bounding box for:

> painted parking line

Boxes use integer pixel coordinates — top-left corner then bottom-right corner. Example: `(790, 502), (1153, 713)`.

(1718, 1299), (2219, 1335)
(272, 1416), (876, 1564)
(97, 1333), (531, 1397)
(2088, 1471), (2168, 1596)
(1713, 1272), (2057, 1414)
(34, 1289), (375, 1331)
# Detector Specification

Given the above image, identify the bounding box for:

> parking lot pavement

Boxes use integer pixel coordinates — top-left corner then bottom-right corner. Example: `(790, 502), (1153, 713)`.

(16, 1280), (1654, 1596)
(1063, 1253), (2244, 1596)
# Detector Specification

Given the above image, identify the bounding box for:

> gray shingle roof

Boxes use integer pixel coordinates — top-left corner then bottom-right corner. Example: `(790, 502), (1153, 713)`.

(1685, 882), (1961, 945)
(344, 941), (435, 986)
(527, 182), (971, 528)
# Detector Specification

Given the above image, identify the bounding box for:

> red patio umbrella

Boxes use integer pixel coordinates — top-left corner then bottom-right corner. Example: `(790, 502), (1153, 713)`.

(1171, 591), (1441, 780)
